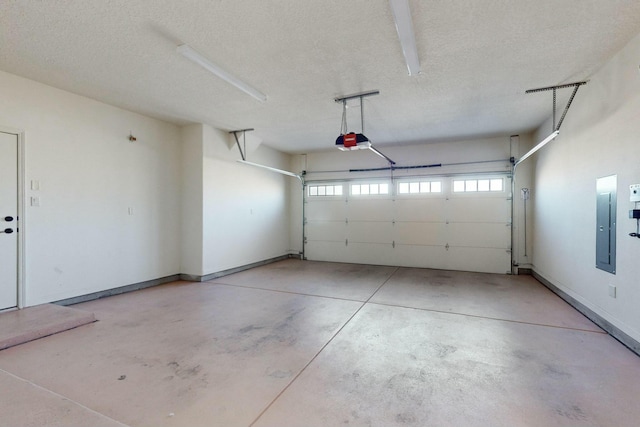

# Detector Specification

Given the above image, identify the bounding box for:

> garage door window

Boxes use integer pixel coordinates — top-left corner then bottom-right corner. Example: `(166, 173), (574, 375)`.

(453, 178), (503, 193)
(351, 183), (389, 196)
(398, 180), (442, 194)
(308, 184), (343, 197)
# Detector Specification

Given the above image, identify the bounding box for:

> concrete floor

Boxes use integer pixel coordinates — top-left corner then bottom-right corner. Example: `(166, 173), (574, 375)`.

(1, 259), (639, 426)
(0, 303), (95, 350)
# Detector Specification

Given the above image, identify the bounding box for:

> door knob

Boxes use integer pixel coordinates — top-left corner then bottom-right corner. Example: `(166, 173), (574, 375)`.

(0, 228), (13, 234)
(4, 216), (14, 222)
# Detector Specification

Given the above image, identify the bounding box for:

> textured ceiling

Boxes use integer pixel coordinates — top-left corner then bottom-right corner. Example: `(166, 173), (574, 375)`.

(1, 1), (639, 153)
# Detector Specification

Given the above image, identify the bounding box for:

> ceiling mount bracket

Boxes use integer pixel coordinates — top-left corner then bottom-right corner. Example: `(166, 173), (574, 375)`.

(229, 128), (254, 161)
(526, 81), (588, 132)
(335, 90), (381, 134)
(334, 90), (381, 104)
(230, 129), (303, 182)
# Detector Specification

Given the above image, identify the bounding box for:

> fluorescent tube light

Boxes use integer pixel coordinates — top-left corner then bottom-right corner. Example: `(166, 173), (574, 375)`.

(515, 130), (559, 167)
(177, 44), (267, 102)
(389, 0), (420, 76)
(237, 160), (301, 181)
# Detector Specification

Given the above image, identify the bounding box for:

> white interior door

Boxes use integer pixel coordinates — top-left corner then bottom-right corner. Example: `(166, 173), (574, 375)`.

(0, 131), (18, 309)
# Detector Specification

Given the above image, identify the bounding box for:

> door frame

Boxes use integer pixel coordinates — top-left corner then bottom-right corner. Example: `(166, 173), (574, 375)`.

(1, 126), (25, 309)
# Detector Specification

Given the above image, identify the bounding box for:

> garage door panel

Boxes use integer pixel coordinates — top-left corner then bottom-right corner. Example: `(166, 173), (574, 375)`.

(447, 223), (510, 248)
(341, 242), (395, 266)
(448, 198), (510, 222)
(306, 200), (346, 221)
(347, 222), (393, 244)
(305, 241), (349, 263)
(348, 199), (393, 221)
(394, 245), (447, 269)
(395, 198), (446, 222)
(446, 247), (511, 274)
(306, 221), (346, 241)
(395, 222), (447, 246)
(305, 175), (512, 274)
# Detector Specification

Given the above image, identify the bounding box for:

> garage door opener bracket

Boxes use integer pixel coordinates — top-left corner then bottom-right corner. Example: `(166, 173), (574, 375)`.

(526, 80), (588, 133)
(515, 81), (588, 168)
(334, 90), (396, 166)
(231, 128), (303, 182)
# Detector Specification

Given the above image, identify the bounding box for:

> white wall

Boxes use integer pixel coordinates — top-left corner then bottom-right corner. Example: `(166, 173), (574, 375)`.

(290, 135), (535, 262)
(532, 33), (640, 342)
(201, 124), (292, 274)
(180, 124), (204, 276)
(0, 70), (182, 306)
(0, 71), (295, 305)
(299, 137), (514, 180)
(512, 134), (537, 268)
(289, 155), (306, 256)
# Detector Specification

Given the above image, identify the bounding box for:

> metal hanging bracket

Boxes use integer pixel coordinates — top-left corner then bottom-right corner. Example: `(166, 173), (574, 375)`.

(230, 127), (303, 182)
(334, 90), (396, 165)
(526, 81), (588, 132)
(335, 90), (381, 135)
(334, 90), (381, 104)
(229, 128), (254, 161)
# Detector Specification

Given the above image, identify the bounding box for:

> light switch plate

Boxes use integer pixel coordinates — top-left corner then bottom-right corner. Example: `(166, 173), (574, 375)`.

(631, 184), (640, 202)
(608, 284), (617, 298)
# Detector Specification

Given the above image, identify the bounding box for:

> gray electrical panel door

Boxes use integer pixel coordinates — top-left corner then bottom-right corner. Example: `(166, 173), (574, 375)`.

(596, 175), (617, 274)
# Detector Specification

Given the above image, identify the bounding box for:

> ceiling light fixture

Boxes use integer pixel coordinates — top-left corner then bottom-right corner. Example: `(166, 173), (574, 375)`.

(389, 0), (420, 76)
(177, 44), (267, 102)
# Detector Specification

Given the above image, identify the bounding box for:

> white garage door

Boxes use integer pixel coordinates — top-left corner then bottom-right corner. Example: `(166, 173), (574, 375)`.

(304, 175), (512, 274)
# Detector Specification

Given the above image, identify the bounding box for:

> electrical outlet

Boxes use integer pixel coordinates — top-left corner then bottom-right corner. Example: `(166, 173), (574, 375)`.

(608, 284), (617, 298)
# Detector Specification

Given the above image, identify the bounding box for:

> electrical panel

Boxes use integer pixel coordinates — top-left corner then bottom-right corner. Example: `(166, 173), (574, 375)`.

(596, 175), (617, 274)
(631, 184), (640, 202)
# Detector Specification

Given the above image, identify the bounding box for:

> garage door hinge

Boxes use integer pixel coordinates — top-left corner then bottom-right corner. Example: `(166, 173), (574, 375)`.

(506, 249), (512, 254)
(304, 236), (308, 243)
(445, 243), (450, 251)
(345, 239), (348, 246)
(506, 197), (512, 201)
(392, 240), (395, 248)
(345, 218), (349, 224)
